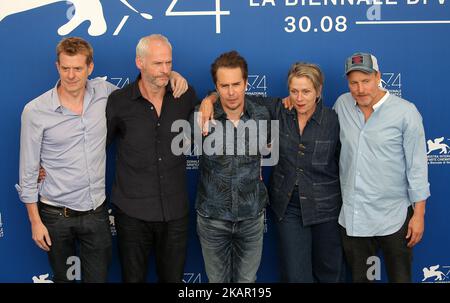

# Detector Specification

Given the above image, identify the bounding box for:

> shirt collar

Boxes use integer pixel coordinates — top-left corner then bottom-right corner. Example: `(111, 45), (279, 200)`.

(213, 96), (254, 120)
(352, 89), (390, 111)
(372, 90), (389, 111)
(310, 98), (324, 125)
(50, 79), (94, 112)
(131, 73), (172, 101)
(50, 81), (62, 111)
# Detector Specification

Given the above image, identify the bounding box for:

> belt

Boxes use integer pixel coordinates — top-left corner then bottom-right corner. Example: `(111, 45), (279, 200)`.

(38, 202), (105, 218)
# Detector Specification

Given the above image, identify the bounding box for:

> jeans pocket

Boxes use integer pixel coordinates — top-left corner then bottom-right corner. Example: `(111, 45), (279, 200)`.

(92, 206), (109, 222)
(39, 208), (63, 226)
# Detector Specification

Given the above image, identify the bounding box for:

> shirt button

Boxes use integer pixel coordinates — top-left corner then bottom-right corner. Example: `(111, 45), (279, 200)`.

(150, 106), (154, 110)
(158, 158), (162, 161)
(157, 123), (160, 127)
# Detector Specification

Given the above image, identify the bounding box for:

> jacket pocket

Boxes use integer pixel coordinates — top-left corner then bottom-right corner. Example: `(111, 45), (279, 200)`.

(313, 179), (341, 212)
(271, 171), (285, 192)
(312, 140), (332, 165)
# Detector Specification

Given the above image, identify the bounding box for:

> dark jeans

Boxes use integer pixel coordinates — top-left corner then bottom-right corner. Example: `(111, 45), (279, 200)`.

(340, 207), (413, 283)
(115, 207), (189, 283)
(38, 202), (112, 283)
(275, 190), (345, 283)
(196, 212), (264, 283)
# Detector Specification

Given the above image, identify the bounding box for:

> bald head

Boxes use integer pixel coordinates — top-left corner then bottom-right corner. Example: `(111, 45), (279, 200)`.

(136, 34), (172, 59)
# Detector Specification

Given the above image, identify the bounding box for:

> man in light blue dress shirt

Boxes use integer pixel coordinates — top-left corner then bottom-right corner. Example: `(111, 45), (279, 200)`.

(333, 53), (430, 282)
(16, 37), (115, 283)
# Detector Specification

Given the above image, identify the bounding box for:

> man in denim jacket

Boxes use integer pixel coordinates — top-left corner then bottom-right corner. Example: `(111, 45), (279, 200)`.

(191, 51), (271, 283)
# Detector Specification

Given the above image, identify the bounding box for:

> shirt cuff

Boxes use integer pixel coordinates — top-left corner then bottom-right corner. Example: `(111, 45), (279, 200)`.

(408, 183), (430, 204)
(15, 184), (39, 203)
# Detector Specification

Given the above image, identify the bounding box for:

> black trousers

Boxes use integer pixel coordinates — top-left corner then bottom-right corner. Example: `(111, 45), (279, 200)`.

(115, 207), (189, 283)
(340, 207), (413, 283)
(38, 202), (112, 283)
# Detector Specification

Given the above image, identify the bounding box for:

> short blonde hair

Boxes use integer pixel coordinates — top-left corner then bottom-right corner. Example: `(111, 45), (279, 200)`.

(287, 62), (324, 97)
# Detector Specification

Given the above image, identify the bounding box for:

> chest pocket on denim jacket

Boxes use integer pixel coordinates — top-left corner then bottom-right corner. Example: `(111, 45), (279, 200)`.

(312, 140), (332, 165)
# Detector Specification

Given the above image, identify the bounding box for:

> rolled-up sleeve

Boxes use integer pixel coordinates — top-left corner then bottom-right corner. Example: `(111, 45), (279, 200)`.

(403, 105), (430, 203)
(16, 103), (43, 203)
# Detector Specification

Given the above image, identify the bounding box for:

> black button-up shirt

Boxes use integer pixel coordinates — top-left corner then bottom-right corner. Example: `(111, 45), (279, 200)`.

(106, 75), (198, 221)
(191, 98), (271, 222)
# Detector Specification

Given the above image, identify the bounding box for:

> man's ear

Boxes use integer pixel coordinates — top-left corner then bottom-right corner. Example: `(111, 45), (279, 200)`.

(376, 71), (381, 81)
(136, 56), (143, 70)
(88, 62), (94, 76)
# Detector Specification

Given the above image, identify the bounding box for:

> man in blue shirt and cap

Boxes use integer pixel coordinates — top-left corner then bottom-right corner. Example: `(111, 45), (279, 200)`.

(333, 52), (430, 282)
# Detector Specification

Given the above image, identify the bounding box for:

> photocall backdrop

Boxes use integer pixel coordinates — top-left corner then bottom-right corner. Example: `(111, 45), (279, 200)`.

(0, 0), (449, 283)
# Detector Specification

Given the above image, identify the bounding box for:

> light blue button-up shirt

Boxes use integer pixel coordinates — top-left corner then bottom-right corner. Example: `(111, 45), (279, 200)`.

(16, 78), (117, 211)
(333, 91), (430, 236)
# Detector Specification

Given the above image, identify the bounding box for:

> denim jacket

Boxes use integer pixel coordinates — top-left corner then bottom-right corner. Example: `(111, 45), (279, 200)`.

(192, 97), (271, 222)
(250, 97), (342, 226)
